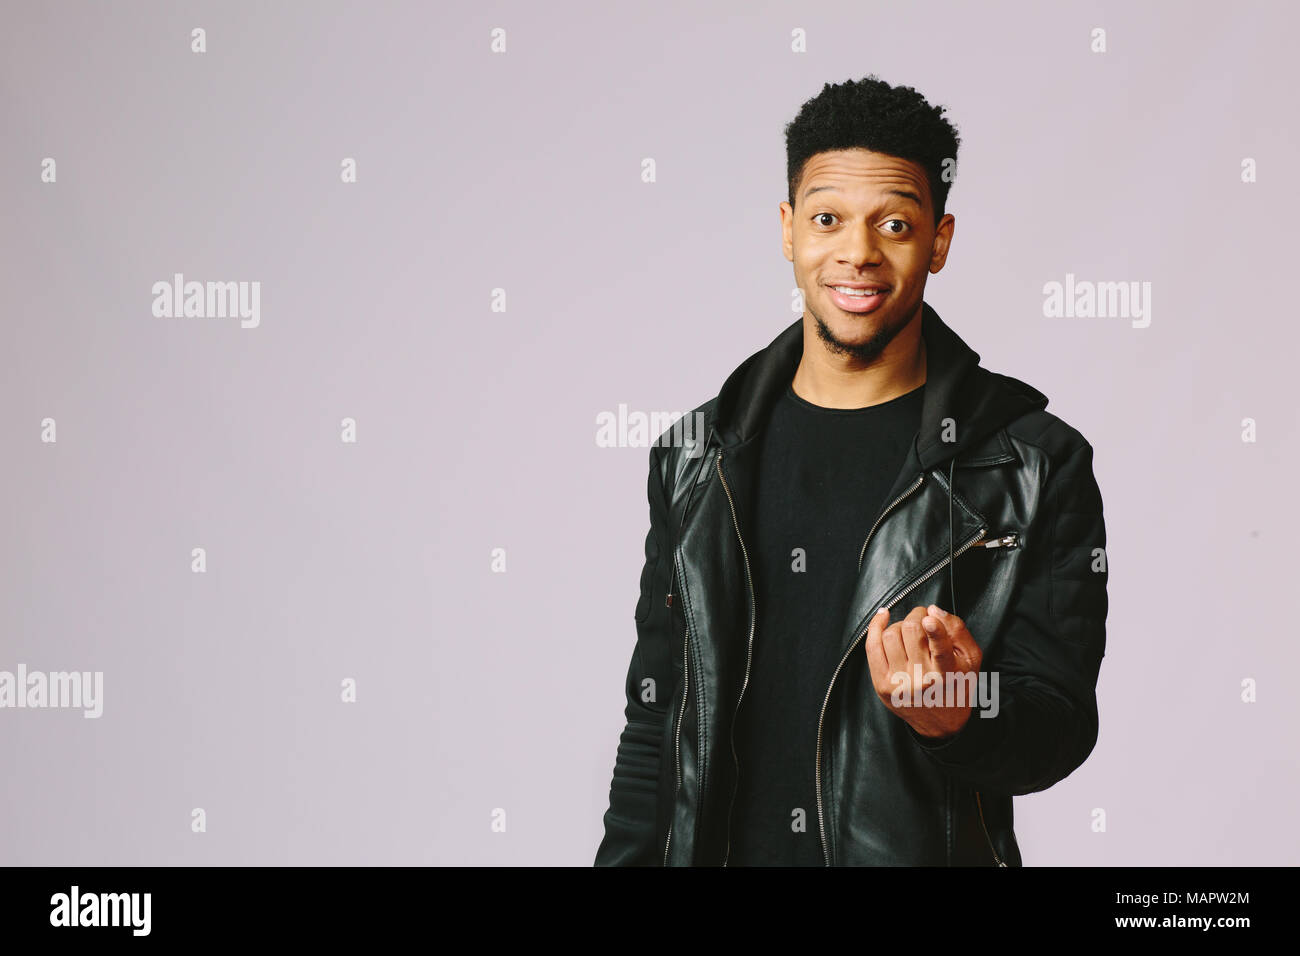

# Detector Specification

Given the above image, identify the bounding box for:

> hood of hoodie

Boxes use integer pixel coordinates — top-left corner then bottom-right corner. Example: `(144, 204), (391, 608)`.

(708, 301), (1049, 470)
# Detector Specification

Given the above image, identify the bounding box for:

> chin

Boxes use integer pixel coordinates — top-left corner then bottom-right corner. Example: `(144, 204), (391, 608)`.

(829, 307), (886, 328)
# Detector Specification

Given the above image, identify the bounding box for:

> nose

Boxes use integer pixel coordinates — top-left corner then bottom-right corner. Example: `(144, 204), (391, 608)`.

(839, 219), (882, 270)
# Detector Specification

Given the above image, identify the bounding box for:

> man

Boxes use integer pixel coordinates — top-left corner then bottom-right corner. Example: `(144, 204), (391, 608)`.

(594, 76), (1108, 866)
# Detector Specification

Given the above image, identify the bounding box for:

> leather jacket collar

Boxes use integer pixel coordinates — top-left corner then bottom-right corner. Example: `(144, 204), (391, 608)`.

(709, 300), (1048, 464)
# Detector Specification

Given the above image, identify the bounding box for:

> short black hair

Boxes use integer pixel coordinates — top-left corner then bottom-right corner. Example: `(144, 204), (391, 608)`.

(784, 76), (961, 227)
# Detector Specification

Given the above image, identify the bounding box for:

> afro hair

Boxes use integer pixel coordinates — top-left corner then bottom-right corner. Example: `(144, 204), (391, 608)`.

(784, 76), (962, 227)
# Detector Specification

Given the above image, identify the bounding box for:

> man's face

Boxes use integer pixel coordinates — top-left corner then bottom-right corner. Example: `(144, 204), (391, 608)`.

(780, 148), (954, 364)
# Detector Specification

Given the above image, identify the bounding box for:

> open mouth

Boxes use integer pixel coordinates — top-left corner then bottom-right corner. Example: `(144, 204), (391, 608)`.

(826, 284), (889, 313)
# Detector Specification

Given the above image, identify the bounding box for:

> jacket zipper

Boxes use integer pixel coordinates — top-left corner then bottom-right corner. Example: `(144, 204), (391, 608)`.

(975, 790), (1007, 866)
(714, 450), (757, 868)
(815, 472), (923, 864)
(662, 556), (690, 866)
(857, 474), (925, 574)
(818, 469), (991, 865)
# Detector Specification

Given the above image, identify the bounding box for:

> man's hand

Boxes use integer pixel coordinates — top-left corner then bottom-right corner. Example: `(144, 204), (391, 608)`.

(864, 604), (983, 740)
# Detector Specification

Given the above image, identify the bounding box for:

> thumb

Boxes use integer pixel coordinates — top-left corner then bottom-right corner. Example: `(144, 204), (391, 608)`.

(923, 616), (955, 669)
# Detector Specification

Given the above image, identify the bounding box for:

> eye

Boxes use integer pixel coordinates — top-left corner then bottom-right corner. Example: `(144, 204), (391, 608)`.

(814, 213), (837, 227)
(883, 219), (910, 234)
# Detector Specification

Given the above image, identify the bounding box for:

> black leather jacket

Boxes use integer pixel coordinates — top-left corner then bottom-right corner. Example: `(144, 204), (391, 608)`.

(595, 302), (1108, 866)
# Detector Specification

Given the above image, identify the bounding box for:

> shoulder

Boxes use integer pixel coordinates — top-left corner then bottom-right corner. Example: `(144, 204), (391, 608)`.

(995, 372), (1098, 482)
(648, 395), (719, 495)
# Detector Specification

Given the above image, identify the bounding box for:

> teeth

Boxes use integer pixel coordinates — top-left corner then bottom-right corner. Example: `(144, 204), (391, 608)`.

(832, 286), (884, 296)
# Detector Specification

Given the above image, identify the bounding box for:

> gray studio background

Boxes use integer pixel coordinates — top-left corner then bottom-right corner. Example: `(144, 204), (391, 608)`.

(2, 0), (1296, 865)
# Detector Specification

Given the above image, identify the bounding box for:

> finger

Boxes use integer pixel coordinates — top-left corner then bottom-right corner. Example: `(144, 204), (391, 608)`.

(881, 621), (907, 674)
(951, 639), (977, 672)
(866, 606), (891, 644)
(922, 615), (955, 672)
(864, 616), (891, 690)
(864, 607), (892, 685)
(900, 605), (929, 661)
(927, 604), (967, 638)
(928, 604), (980, 670)
(900, 607), (941, 690)
(901, 617), (928, 667)
(903, 605), (929, 627)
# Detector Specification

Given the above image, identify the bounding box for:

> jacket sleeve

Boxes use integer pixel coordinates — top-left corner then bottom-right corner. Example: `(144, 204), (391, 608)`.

(594, 442), (677, 865)
(907, 437), (1108, 795)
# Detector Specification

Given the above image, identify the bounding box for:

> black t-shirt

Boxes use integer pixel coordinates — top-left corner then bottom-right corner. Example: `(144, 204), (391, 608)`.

(726, 378), (925, 866)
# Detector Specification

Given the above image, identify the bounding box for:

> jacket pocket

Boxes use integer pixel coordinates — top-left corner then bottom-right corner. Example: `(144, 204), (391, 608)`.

(973, 790), (1007, 866)
(949, 784), (1005, 866)
(948, 529), (1020, 618)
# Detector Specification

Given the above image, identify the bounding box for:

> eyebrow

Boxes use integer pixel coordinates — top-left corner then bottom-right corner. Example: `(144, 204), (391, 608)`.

(802, 185), (923, 208)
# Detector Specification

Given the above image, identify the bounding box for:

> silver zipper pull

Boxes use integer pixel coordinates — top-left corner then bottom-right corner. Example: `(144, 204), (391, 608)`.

(977, 532), (1019, 549)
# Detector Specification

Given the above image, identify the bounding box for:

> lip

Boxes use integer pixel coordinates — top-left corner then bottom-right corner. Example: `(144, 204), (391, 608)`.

(825, 281), (889, 314)
(825, 281), (889, 291)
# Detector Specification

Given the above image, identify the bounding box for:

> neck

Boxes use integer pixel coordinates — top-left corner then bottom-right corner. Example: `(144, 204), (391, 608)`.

(790, 309), (927, 409)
